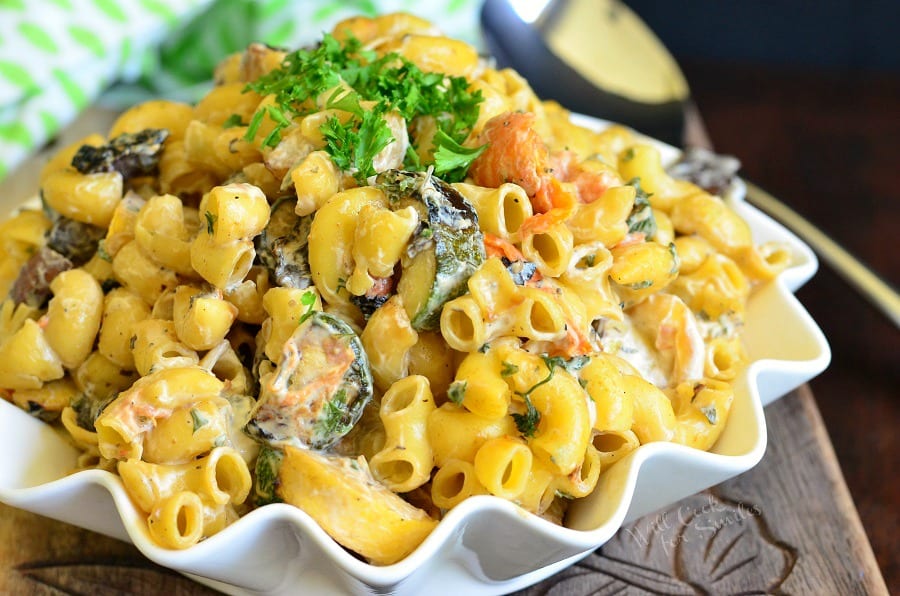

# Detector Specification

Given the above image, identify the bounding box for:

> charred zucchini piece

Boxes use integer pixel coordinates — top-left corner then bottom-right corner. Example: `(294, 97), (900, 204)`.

(71, 128), (169, 179)
(70, 392), (115, 431)
(377, 170), (484, 330)
(350, 292), (390, 318)
(245, 311), (373, 449)
(255, 197), (313, 288)
(349, 276), (393, 318)
(9, 246), (73, 307)
(46, 217), (106, 266)
(666, 147), (741, 198)
(502, 257), (538, 286)
(254, 444), (284, 505)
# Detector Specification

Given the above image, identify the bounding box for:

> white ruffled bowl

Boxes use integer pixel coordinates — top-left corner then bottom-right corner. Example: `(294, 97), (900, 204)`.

(0, 117), (830, 595)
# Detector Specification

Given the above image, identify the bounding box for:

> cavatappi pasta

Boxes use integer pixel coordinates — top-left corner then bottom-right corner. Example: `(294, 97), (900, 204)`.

(0, 13), (790, 565)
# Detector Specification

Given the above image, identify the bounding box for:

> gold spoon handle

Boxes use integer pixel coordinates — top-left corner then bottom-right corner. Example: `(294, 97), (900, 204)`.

(744, 180), (900, 328)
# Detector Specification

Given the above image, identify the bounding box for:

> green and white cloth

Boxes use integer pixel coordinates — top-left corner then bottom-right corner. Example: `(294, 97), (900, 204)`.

(0, 0), (481, 182)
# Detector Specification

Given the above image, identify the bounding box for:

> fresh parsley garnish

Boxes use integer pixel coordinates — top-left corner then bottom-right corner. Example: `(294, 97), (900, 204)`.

(322, 105), (394, 182)
(541, 354), (590, 376)
(500, 361), (519, 377)
(204, 211), (217, 235)
(625, 177), (657, 238)
(298, 291), (316, 325)
(222, 113), (245, 128)
(190, 408), (209, 433)
(96, 240), (111, 262)
(447, 380), (467, 405)
(512, 355), (590, 438)
(431, 129), (487, 181)
(512, 394), (540, 438)
(316, 392), (353, 438)
(243, 33), (485, 183)
(668, 242), (680, 275)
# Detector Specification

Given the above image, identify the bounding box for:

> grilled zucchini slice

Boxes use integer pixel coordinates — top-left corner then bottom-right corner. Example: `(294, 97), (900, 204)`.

(245, 311), (373, 449)
(255, 197), (313, 288)
(377, 170), (484, 330)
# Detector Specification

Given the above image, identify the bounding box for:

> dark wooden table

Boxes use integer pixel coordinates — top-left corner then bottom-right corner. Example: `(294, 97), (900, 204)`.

(0, 64), (895, 595)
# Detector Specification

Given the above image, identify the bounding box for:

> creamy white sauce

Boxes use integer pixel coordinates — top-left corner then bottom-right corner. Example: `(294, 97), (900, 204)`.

(597, 318), (668, 387)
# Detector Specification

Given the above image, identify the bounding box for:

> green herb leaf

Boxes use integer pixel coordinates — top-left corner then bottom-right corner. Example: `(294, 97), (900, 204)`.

(500, 361), (519, 377)
(625, 177), (657, 238)
(254, 445), (284, 505)
(222, 113), (245, 128)
(204, 211), (217, 235)
(321, 109), (394, 184)
(512, 394), (540, 437)
(242, 32), (484, 181)
(447, 380), (467, 405)
(700, 404), (718, 425)
(96, 240), (111, 262)
(538, 354), (589, 376)
(298, 291), (316, 325)
(668, 242), (680, 275)
(324, 88), (364, 116)
(316, 391), (353, 438)
(190, 408), (208, 433)
(431, 129), (487, 182)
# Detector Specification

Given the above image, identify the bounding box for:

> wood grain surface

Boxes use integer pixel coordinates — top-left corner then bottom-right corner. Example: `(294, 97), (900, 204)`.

(0, 387), (886, 595)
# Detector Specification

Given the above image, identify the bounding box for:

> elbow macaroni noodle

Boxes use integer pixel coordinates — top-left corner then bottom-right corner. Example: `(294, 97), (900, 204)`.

(0, 13), (789, 561)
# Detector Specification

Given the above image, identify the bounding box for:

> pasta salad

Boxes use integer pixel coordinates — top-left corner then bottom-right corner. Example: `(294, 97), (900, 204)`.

(0, 13), (790, 565)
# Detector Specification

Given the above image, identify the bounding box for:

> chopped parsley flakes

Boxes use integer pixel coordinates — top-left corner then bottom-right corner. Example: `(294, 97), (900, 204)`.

(512, 394), (540, 438)
(500, 361), (519, 377)
(298, 291), (317, 325)
(243, 33), (485, 183)
(447, 380), (467, 405)
(512, 355), (590, 438)
(204, 211), (217, 235)
(625, 177), (657, 239)
(190, 408), (209, 433)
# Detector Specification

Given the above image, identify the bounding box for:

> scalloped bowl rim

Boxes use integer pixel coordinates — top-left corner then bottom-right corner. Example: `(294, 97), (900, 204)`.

(0, 115), (831, 595)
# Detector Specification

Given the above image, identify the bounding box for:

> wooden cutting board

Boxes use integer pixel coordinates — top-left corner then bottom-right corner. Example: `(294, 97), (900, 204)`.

(0, 386), (887, 595)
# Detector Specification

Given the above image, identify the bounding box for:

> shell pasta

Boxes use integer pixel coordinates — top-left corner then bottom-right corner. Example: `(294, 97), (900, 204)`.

(0, 13), (788, 563)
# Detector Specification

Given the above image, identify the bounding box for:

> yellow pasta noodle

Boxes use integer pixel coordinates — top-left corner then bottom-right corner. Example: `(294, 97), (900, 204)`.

(369, 375), (436, 492)
(43, 269), (104, 369)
